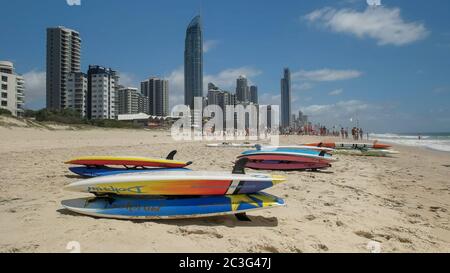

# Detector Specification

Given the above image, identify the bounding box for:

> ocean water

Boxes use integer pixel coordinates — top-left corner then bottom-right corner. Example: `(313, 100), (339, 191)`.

(370, 133), (450, 152)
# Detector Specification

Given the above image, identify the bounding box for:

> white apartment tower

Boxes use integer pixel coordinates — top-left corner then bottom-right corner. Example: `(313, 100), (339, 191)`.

(0, 61), (25, 117)
(87, 65), (119, 120)
(66, 72), (88, 117)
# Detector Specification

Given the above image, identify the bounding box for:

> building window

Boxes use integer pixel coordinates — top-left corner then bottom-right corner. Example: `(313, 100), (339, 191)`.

(1, 93), (7, 98)
(1, 101), (7, 107)
(1, 76), (7, 82)
(1, 84), (7, 90)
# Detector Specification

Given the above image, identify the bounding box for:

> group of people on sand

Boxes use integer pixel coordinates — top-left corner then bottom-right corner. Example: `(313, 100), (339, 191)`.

(339, 127), (365, 140)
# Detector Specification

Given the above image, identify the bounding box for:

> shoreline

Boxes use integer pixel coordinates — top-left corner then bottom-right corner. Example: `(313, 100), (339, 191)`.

(0, 126), (449, 253)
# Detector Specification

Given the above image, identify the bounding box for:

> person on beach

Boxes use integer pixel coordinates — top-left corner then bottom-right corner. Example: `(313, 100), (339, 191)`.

(359, 128), (364, 140)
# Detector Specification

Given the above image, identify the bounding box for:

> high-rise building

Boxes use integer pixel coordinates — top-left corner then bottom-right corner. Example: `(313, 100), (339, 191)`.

(87, 65), (118, 120)
(250, 85), (258, 104)
(0, 61), (25, 117)
(184, 15), (203, 109)
(236, 75), (249, 103)
(118, 87), (140, 115)
(46, 26), (81, 110)
(281, 68), (292, 128)
(141, 77), (169, 117)
(117, 87), (150, 115)
(66, 72), (88, 117)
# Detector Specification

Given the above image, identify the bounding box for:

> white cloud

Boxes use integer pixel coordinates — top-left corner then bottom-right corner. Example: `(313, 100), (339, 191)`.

(203, 40), (220, 53)
(293, 68), (362, 82)
(259, 93), (281, 106)
(303, 6), (428, 46)
(204, 67), (262, 90)
(329, 88), (343, 96)
(118, 72), (139, 88)
(165, 67), (185, 108)
(293, 82), (313, 91)
(303, 100), (369, 117)
(23, 70), (46, 110)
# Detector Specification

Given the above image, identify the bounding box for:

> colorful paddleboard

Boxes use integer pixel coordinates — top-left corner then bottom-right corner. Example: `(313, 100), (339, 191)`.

(241, 148), (337, 162)
(64, 171), (286, 196)
(65, 150), (192, 168)
(69, 166), (191, 178)
(61, 192), (285, 220)
(256, 145), (335, 153)
(238, 149), (335, 171)
(304, 142), (391, 150)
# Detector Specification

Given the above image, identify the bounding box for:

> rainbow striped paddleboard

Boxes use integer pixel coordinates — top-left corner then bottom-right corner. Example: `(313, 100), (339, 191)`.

(65, 150), (192, 168)
(69, 166), (191, 178)
(61, 192), (285, 220)
(64, 171), (286, 196)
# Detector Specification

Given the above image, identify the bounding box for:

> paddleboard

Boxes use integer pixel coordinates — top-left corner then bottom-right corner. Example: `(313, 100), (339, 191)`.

(241, 148), (337, 162)
(304, 142), (391, 150)
(244, 160), (331, 171)
(61, 192), (285, 220)
(65, 150), (192, 168)
(69, 166), (191, 178)
(207, 142), (258, 148)
(256, 145), (334, 153)
(64, 171), (286, 196)
(334, 149), (399, 157)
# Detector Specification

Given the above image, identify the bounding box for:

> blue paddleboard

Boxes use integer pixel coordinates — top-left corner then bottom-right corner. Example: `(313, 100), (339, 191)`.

(61, 192), (285, 220)
(69, 166), (191, 177)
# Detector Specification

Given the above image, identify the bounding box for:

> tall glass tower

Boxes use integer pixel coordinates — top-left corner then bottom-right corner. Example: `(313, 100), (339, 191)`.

(281, 68), (292, 129)
(184, 15), (203, 109)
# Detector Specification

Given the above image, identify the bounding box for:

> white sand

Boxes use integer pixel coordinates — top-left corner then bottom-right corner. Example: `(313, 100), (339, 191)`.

(0, 122), (449, 253)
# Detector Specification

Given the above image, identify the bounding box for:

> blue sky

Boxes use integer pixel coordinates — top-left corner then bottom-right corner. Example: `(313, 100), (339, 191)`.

(1, 0), (450, 133)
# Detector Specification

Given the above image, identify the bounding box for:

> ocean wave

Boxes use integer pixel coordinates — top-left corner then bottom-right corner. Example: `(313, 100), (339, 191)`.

(369, 134), (450, 152)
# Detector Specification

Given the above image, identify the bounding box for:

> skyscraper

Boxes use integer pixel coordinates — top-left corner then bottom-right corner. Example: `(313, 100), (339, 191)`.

(236, 75), (248, 103)
(250, 85), (258, 104)
(184, 15), (203, 109)
(141, 77), (169, 117)
(46, 27), (81, 110)
(281, 68), (292, 128)
(0, 61), (25, 117)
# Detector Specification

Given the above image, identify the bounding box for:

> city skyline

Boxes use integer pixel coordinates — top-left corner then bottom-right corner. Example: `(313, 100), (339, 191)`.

(1, 0), (450, 132)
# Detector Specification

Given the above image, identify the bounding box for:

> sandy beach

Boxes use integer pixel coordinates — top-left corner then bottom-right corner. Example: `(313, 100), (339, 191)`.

(0, 118), (449, 253)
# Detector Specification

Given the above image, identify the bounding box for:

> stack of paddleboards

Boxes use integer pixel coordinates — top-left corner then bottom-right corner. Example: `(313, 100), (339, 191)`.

(62, 153), (286, 220)
(304, 141), (399, 157)
(237, 145), (337, 171)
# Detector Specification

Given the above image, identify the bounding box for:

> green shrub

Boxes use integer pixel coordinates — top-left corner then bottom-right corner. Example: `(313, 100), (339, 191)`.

(0, 108), (13, 116)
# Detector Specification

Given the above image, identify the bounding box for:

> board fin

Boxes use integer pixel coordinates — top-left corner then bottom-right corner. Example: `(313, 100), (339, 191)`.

(166, 150), (177, 160)
(232, 158), (248, 175)
(319, 150), (327, 157)
(235, 213), (251, 222)
(254, 144), (262, 150)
